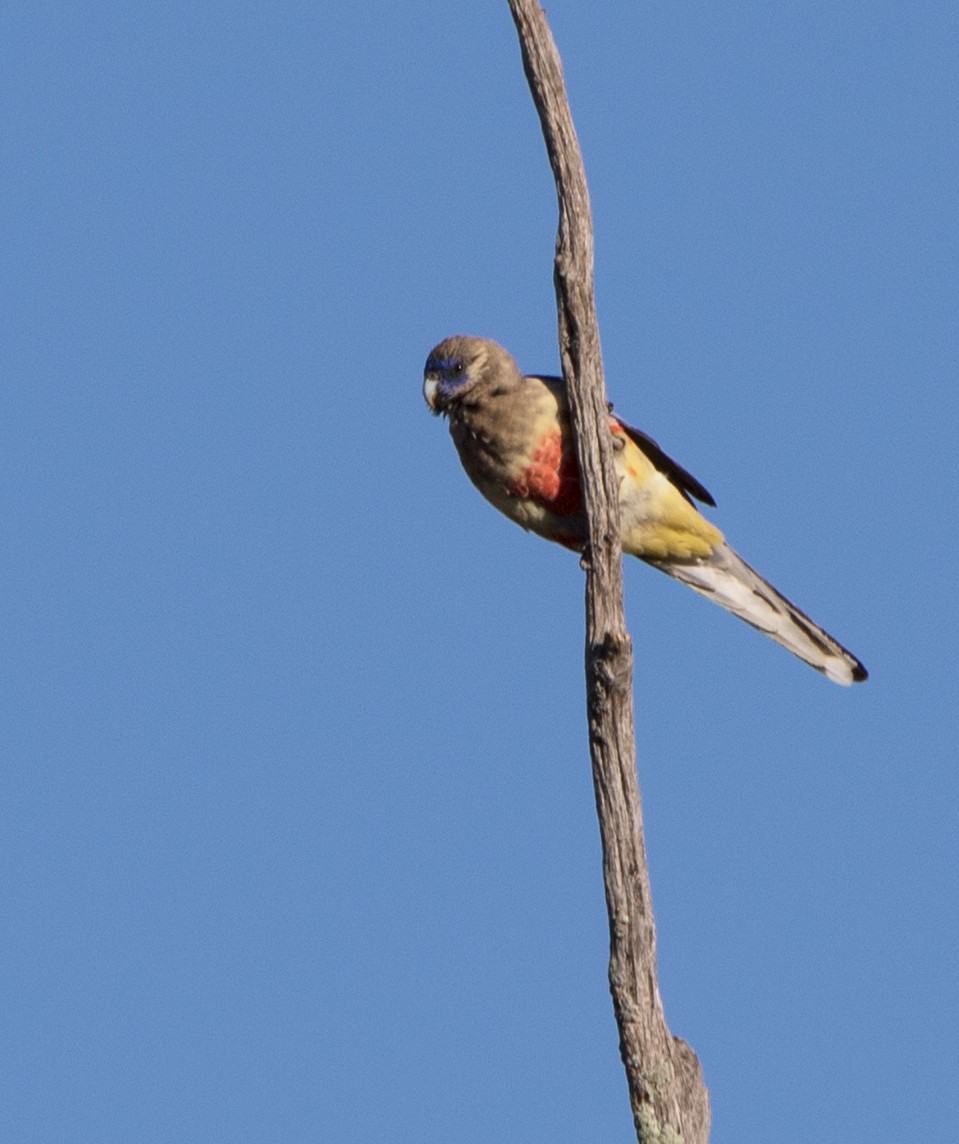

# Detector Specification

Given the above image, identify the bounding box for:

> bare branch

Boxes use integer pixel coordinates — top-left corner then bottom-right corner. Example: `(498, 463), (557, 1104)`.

(505, 4), (710, 1140)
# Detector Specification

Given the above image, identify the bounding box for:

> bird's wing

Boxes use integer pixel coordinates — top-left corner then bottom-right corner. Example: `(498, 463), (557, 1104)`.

(615, 418), (716, 508)
(533, 374), (715, 508)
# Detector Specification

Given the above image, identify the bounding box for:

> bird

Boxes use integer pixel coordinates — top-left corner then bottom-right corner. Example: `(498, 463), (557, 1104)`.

(423, 335), (867, 686)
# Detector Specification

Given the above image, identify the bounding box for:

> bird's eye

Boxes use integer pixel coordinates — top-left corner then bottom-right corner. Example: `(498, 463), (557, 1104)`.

(451, 361), (465, 377)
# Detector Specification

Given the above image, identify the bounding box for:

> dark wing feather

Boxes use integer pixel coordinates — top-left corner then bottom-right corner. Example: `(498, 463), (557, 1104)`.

(617, 418), (716, 507)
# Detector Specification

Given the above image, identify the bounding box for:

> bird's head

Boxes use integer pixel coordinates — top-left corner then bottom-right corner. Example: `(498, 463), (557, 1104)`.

(423, 336), (521, 415)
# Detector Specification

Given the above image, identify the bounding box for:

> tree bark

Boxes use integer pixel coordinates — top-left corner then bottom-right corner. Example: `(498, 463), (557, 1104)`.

(505, 4), (711, 1141)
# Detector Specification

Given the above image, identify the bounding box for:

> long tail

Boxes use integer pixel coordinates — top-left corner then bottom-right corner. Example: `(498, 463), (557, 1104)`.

(651, 543), (868, 686)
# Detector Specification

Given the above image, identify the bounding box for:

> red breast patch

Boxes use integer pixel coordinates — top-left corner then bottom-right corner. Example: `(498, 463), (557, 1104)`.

(508, 426), (582, 517)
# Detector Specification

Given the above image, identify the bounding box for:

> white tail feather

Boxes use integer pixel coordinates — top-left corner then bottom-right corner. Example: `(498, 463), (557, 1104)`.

(651, 543), (867, 685)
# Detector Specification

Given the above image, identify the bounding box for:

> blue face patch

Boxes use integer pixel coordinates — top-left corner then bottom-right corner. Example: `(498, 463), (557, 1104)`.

(426, 354), (460, 375)
(425, 354), (469, 396)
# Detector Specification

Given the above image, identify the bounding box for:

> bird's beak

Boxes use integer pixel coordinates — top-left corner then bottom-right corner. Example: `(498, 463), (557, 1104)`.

(423, 374), (439, 412)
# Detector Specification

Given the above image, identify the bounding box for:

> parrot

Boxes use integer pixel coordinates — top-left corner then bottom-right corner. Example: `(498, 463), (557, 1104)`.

(423, 335), (867, 686)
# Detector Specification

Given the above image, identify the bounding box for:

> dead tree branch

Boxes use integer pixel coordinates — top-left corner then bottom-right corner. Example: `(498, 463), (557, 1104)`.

(505, 4), (710, 1140)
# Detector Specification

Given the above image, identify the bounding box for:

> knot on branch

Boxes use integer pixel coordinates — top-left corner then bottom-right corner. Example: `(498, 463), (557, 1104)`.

(587, 632), (633, 692)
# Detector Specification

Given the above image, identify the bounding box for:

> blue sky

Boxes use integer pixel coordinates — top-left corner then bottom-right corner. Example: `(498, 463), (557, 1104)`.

(2, 2), (957, 1141)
